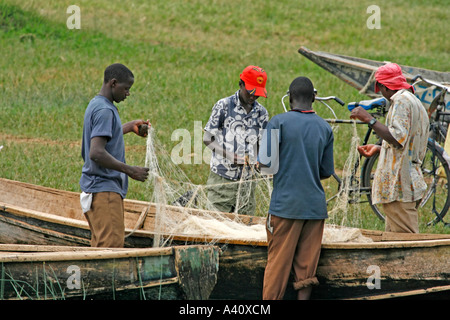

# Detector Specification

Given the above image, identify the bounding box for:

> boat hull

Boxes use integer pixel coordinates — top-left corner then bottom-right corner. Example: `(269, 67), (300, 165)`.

(314, 239), (450, 299)
(1, 178), (449, 299)
(210, 237), (450, 300)
(0, 244), (219, 300)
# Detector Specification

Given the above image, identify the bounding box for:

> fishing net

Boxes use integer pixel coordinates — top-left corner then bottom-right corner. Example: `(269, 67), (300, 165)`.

(327, 121), (364, 228)
(144, 126), (372, 247)
(144, 127), (271, 247)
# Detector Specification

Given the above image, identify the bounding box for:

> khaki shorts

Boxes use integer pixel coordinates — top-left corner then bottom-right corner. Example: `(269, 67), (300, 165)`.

(382, 200), (420, 233)
(206, 171), (256, 215)
(84, 192), (125, 248)
(263, 215), (324, 300)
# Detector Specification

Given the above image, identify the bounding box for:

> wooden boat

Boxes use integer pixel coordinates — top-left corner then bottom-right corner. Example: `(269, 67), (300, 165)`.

(0, 177), (266, 300)
(315, 231), (450, 300)
(0, 244), (219, 300)
(298, 46), (450, 110)
(0, 178), (264, 248)
(1, 178), (449, 299)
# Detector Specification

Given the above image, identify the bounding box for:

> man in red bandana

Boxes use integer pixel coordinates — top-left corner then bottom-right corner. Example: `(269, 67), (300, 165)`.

(350, 63), (429, 233)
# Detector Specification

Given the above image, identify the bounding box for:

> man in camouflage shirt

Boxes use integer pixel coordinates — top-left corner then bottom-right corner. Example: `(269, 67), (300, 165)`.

(203, 66), (269, 215)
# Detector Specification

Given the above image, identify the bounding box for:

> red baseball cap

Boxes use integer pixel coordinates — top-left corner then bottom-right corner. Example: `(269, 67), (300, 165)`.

(240, 65), (268, 98)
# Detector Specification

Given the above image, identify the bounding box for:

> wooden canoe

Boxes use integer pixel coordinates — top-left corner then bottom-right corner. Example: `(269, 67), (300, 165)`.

(0, 177), (266, 299)
(0, 244), (219, 300)
(0, 178), (265, 248)
(1, 178), (450, 299)
(314, 232), (450, 300)
(298, 46), (450, 110)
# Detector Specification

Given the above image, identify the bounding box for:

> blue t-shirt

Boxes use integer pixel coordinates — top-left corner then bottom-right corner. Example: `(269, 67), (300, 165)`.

(79, 95), (128, 198)
(258, 110), (334, 219)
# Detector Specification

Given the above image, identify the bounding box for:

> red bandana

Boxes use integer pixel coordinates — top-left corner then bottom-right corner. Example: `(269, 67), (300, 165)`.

(375, 63), (414, 93)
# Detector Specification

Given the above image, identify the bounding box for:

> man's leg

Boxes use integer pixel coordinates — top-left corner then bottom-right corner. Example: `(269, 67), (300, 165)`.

(84, 192), (125, 248)
(236, 177), (256, 215)
(263, 215), (303, 300)
(292, 219), (324, 300)
(206, 171), (238, 213)
(383, 201), (419, 233)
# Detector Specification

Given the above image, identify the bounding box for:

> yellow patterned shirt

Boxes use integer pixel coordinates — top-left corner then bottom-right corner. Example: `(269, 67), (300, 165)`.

(372, 89), (429, 204)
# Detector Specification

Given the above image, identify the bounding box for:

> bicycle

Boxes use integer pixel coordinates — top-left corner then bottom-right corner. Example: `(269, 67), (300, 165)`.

(289, 77), (450, 227)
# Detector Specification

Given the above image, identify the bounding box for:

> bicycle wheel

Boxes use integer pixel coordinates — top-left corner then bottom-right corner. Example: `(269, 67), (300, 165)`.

(361, 140), (450, 225)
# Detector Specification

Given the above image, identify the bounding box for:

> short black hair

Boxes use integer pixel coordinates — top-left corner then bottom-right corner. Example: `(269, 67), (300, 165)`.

(104, 63), (134, 83)
(289, 77), (314, 102)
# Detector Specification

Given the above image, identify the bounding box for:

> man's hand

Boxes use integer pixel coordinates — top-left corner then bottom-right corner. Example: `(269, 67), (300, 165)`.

(350, 106), (372, 123)
(357, 144), (381, 157)
(126, 166), (150, 182)
(351, 106), (403, 149)
(123, 119), (151, 137)
(138, 124), (150, 137)
(90, 137), (150, 181)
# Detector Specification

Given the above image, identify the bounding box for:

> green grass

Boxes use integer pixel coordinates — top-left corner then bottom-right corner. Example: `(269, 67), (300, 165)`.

(1, 0), (449, 233)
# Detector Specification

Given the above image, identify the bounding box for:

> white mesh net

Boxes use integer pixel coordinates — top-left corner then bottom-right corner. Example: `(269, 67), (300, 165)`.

(327, 121), (364, 228)
(143, 126), (372, 247)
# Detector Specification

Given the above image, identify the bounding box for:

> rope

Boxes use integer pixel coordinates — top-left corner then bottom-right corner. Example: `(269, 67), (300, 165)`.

(125, 205), (150, 238)
(359, 70), (376, 94)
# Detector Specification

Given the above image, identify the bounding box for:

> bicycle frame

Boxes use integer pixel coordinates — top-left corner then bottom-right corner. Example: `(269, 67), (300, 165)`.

(314, 96), (386, 205)
(413, 75), (450, 226)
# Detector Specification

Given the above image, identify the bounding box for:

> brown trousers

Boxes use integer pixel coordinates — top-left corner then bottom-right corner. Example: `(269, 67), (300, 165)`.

(383, 200), (420, 233)
(263, 215), (324, 300)
(84, 192), (125, 248)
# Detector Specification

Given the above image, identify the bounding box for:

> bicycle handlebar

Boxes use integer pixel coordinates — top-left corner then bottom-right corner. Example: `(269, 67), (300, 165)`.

(315, 96), (345, 106)
(281, 91), (345, 113)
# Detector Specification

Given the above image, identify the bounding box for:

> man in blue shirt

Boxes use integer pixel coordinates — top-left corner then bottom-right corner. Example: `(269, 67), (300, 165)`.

(203, 66), (269, 215)
(80, 63), (149, 247)
(259, 77), (334, 299)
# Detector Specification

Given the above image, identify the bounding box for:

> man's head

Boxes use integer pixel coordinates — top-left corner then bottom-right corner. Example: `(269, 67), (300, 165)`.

(239, 66), (267, 105)
(288, 76), (315, 109)
(375, 63), (414, 100)
(103, 63), (134, 103)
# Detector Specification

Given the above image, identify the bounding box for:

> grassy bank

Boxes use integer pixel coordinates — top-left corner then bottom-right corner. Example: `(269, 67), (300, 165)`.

(1, 0), (449, 233)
